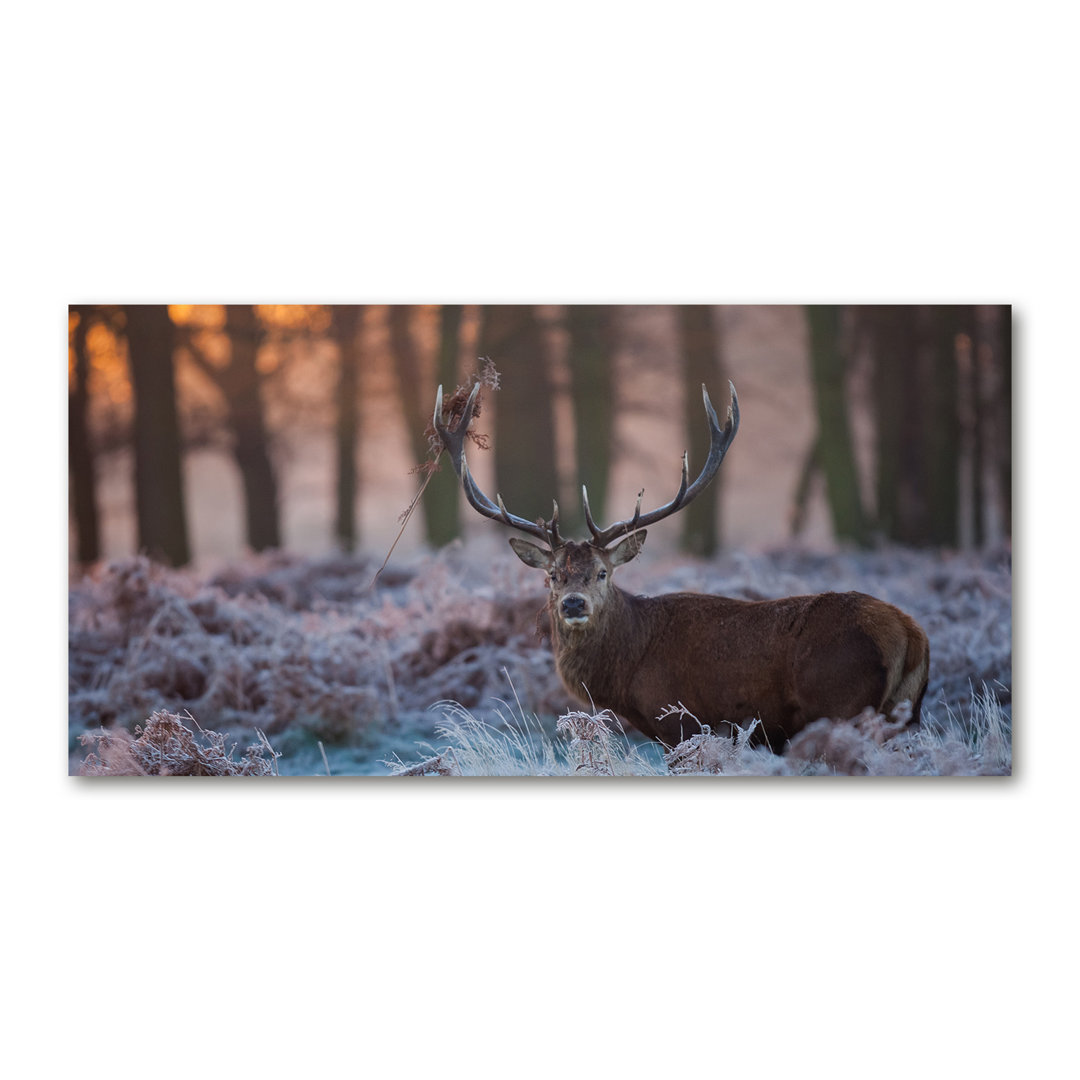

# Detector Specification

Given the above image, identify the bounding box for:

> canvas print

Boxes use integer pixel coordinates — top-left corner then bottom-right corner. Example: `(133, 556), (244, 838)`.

(67, 305), (1012, 776)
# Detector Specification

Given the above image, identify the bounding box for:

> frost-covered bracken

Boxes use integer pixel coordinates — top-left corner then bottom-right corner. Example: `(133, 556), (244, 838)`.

(385, 690), (1010, 776)
(78, 710), (278, 776)
(69, 543), (1011, 776)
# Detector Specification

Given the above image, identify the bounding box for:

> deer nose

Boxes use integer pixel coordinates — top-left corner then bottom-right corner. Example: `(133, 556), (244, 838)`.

(561, 594), (588, 620)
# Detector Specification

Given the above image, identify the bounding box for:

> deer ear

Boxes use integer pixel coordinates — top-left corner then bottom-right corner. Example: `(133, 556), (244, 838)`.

(509, 537), (553, 570)
(609, 530), (646, 567)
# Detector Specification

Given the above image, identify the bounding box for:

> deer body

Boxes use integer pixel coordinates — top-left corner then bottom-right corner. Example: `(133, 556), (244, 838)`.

(434, 380), (930, 753)
(518, 535), (924, 747)
(540, 555), (928, 747)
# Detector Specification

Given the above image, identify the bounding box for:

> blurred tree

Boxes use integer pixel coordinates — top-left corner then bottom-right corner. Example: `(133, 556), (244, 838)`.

(388, 305), (462, 547)
(856, 304), (1009, 550)
(955, 304), (1011, 548)
(953, 306), (979, 548)
(429, 304), (464, 545)
(480, 305), (558, 524)
(332, 305), (364, 552)
(565, 305), (615, 536)
(864, 305), (940, 545)
(994, 305), (1013, 531)
(124, 305), (191, 566)
(925, 305), (962, 547)
(804, 305), (869, 546)
(677, 305), (729, 555)
(182, 305), (281, 551)
(68, 306), (101, 564)
(973, 304), (1011, 546)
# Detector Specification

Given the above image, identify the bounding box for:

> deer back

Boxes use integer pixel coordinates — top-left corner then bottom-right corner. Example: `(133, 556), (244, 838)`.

(548, 586), (929, 749)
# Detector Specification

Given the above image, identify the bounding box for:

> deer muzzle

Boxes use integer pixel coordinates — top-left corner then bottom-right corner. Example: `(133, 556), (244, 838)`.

(559, 593), (591, 627)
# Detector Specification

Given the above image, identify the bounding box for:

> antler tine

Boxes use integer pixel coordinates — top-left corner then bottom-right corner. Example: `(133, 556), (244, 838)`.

(432, 382), (557, 547)
(586, 381), (740, 548)
(549, 500), (564, 547)
(582, 485), (601, 542)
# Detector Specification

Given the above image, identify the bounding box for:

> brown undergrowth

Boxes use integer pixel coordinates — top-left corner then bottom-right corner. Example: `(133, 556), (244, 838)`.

(70, 543), (1011, 776)
(386, 690), (1010, 776)
(79, 710), (278, 776)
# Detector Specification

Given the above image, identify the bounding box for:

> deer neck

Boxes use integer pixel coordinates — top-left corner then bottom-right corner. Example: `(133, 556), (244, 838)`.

(550, 586), (653, 704)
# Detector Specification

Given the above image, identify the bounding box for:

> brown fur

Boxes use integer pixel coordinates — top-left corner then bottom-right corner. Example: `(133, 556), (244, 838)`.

(510, 536), (930, 750)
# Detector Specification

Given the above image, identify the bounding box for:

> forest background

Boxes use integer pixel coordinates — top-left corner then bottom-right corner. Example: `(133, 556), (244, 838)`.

(68, 303), (1010, 569)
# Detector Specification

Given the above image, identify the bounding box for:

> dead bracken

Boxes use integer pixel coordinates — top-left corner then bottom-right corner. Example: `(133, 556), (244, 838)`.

(70, 544), (1011, 776)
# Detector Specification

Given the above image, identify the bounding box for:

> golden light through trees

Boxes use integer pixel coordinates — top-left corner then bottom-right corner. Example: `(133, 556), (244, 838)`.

(68, 305), (1012, 568)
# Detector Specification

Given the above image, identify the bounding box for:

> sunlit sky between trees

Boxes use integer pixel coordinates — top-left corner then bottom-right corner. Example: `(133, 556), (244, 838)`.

(68, 304), (1010, 570)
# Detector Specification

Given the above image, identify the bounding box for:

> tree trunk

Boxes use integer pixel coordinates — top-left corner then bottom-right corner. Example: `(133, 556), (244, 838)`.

(426, 304), (465, 546)
(333, 305), (364, 552)
(222, 305), (281, 551)
(973, 304), (1010, 547)
(997, 305), (1013, 535)
(867, 305), (929, 544)
(565, 305), (615, 537)
(481, 305), (558, 524)
(953, 305), (981, 549)
(388, 305), (461, 548)
(677, 305), (726, 555)
(124, 305), (191, 566)
(805, 305), (868, 545)
(69, 307), (101, 564)
(926, 305), (961, 547)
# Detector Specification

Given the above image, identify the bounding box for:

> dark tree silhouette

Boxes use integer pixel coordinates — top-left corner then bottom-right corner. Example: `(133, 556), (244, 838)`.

(565, 305), (615, 536)
(182, 305), (281, 551)
(954, 304), (1011, 548)
(677, 305), (729, 555)
(864, 305), (938, 545)
(426, 304), (465, 546)
(332, 305), (364, 552)
(856, 304), (1008, 549)
(124, 305), (191, 566)
(480, 305), (558, 523)
(387, 305), (463, 547)
(805, 305), (869, 546)
(925, 305), (962, 547)
(222, 305), (280, 551)
(69, 306), (101, 564)
(993, 305), (1013, 531)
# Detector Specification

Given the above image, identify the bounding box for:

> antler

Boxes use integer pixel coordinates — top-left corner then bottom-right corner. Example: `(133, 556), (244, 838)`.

(583, 381), (740, 548)
(433, 382), (563, 548)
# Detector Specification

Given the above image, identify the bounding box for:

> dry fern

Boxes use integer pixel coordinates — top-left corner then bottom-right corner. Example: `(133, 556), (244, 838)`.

(79, 710), (277, 776)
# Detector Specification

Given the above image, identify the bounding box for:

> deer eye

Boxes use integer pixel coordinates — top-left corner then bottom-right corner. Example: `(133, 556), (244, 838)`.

(597, 570), (607, 581)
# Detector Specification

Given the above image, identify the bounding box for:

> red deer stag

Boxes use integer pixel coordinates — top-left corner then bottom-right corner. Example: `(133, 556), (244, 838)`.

(433, 381), (929, 750)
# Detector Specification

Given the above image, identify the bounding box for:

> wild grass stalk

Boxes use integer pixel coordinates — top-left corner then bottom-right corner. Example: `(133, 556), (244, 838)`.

(385, 686), (1011, 777)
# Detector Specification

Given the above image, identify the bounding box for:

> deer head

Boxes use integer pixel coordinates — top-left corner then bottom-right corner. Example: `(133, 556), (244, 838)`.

(506, 535), (645, 632)
(432, 379), (740, 631)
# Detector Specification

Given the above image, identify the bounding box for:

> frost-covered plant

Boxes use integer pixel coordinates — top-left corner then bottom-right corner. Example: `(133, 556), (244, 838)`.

(555, 709), (622, 775)
(70, 543), (1010, 776)
(79, 710), (278, 776)
(784, 689), (1010, 775)
(661, 708), (780, 775)
(385, 700), (663, 777)
(385, 690), (1011, 777)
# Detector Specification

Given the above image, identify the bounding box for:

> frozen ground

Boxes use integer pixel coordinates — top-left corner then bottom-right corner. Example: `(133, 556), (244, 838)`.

(69, 542), (1012, 776)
